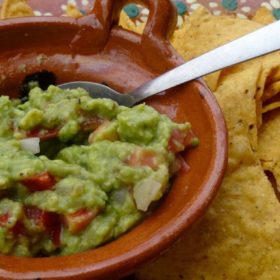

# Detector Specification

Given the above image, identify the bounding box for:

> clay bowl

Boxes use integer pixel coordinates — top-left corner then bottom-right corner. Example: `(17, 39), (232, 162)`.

(0, 0), (227, 279)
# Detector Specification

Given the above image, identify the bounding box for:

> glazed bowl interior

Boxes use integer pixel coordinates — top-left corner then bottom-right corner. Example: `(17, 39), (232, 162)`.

(0, 0), (227, 279)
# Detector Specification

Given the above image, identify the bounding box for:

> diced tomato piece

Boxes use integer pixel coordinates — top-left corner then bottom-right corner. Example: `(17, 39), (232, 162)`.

(25, 206), (62, 246)
(26, 128), (59, 141)
(168, 128), (198, 153)
(64, 208), (97, 234)
(126, 150), (159, 170)
(20, 172), (56, 192)
(11, 221), (25, 235)
(25, 206), (58, 229)
(81, 117), (102, 132)
(43, 211), (60, 230)
(126, 153), (137, 166)
(25, 128), (39, 138)
(42, 211), (62, 247)
(138, 151), (159, 170)
(49, 223), (62, 247)
(0, 213), (9, 227)
(168, 129), (186, 153)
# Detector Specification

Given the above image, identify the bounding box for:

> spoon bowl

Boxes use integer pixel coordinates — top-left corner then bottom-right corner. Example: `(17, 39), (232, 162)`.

(59, 81), (135, 107)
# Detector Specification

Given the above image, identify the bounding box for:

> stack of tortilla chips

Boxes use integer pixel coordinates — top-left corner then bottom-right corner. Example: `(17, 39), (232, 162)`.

(120, 6), (280, 280)
(1, 2), (280, 278)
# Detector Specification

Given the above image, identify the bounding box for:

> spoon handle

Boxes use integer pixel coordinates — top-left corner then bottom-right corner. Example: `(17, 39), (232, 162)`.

(131, 20), (280, 102)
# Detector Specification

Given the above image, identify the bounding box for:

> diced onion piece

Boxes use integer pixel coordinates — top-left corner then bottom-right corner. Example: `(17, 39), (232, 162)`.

(20, 138), (40, 154)
(133, 179), (162, 211)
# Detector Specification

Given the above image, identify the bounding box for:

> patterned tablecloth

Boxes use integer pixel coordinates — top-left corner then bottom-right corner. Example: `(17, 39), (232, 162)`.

(0, 0), (279, 22)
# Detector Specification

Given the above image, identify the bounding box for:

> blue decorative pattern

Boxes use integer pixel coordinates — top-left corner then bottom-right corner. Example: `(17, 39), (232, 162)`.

(273, 8), (280, 20)
(174, 1), (187, 15)
(221, 0), (238, 11)
(124, 1), (187, 19)
(124, 4), (140, 18)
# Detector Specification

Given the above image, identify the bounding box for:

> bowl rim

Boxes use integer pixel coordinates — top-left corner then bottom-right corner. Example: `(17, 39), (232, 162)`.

(0, 13), (227, 280)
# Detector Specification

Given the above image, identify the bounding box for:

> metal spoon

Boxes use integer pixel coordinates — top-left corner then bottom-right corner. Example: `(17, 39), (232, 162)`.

(59, 20), (280, 107)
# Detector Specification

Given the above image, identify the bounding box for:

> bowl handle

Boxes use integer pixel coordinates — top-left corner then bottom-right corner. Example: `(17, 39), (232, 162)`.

(88, 0), (183, 72)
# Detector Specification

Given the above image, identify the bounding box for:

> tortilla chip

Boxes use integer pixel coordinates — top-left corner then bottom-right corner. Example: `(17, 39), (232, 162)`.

(258, 110), (280, 188)
(253, 52), (280, 126)
(259, 53), (280, 99)
(262, 101), (280, 113)
(172, 8), (261, 61)
(0, 0), (33, 19)
(213, 60), (261, 152)
(267, 67), (280, 84)
(263, 80), (280, 102)
(171, 7), (261, 92)
(252, 6), (275, 25)
(202, 71), (221, 92)
(66, 3), (83, 18)
(254, 66), (276, 127)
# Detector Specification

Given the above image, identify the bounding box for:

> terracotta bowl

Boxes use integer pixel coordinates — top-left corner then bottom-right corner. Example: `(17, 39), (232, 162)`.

(0, 0), (227, 279)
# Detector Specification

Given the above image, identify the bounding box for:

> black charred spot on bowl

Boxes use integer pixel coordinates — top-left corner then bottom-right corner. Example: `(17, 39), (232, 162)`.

(264, 170), (280, 203)
(20, 71), (57, 102)
(249, 124), (254, 130)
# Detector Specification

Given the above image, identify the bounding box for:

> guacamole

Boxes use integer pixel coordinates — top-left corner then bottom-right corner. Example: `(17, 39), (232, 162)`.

(0, 85), (198, 256)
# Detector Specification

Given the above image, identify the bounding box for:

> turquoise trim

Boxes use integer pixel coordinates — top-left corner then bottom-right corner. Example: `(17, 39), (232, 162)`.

(221, 0), (238, 11)
(174, 1), (187, 15)
(124, 4), (140, 18)
(273, 8), (280, 20)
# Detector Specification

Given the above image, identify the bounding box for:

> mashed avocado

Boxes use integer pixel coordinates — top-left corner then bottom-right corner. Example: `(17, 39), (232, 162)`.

(0, 85), (197, 256)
